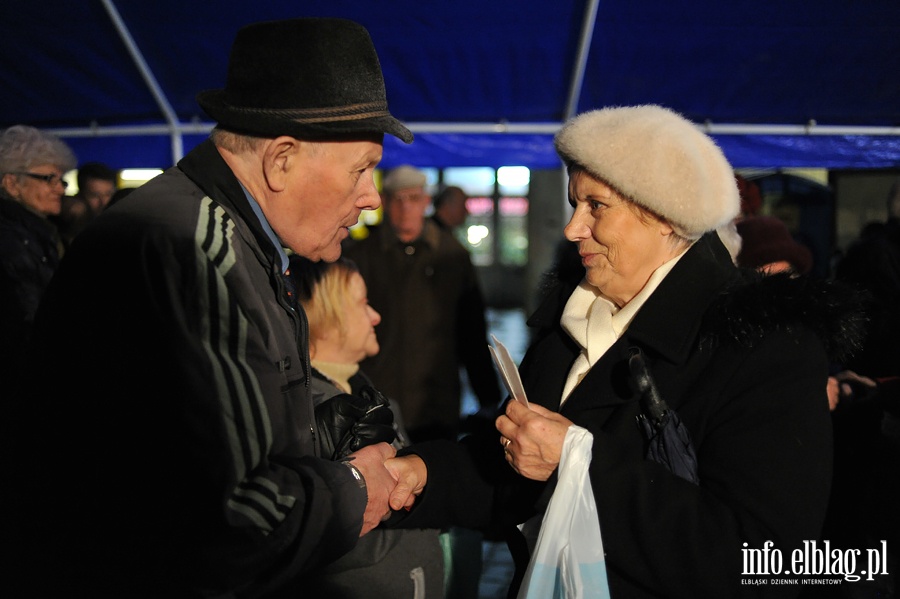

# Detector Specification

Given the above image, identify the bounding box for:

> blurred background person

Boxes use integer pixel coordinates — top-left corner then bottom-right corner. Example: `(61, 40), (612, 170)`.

(0, 124), (76, 387)
(818, 178), (900, 598)
(735, 214), (813, 275)
(835, 177), (900, 380)
(53, 161), (117, 248)
(431, 185), (469, 232)
(731, 195), (896, 599)
(344, 164), (502, 599)
(291, 254), (444, 599)
(345, 164), (501, 444)
(76, 162), (117, 214)
(734, 172), (763, 220)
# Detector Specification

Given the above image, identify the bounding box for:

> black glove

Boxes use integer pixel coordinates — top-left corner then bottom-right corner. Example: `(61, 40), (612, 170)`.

(315, 385), (396, 460)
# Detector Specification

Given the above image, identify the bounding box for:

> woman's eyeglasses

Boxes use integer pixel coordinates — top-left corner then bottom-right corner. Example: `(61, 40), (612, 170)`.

(15, 172), (68, 189)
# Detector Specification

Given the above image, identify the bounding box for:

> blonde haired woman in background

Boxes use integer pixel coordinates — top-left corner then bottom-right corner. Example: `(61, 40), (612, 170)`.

(290, 254), (444, 599)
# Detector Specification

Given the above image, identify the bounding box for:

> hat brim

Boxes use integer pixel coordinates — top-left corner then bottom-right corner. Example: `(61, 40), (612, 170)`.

(197, 90), (413, 144)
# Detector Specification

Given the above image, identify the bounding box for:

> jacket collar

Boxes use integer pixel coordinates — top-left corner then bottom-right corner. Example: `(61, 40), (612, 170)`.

(530, 233), (736, 367)
(0, 196), (54, 231)
(177, 139), (281, 269)
(624, 233), (737, 364)
(552, 234), (736, 414)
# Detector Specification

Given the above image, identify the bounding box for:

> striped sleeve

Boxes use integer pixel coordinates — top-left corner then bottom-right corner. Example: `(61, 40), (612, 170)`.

(193, 197), (291, 534)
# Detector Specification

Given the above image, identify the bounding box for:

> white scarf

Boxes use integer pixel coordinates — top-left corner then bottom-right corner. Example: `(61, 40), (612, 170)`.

(559, 252), (686, 405)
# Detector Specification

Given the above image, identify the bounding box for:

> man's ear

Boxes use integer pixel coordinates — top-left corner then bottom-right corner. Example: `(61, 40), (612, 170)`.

(261, 136), (301, 192)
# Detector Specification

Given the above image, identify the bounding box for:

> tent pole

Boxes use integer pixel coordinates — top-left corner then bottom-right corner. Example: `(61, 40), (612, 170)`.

(100, 0), (184, 164)
(564, 0), (601, 121)
(561, 0), (601, 226)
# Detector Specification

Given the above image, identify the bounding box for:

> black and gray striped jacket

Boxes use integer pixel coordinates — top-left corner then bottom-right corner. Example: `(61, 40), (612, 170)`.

(10, 139), (366, 598)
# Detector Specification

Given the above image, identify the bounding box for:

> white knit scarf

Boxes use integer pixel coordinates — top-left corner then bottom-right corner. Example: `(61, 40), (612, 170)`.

(559, 251), (686, 405)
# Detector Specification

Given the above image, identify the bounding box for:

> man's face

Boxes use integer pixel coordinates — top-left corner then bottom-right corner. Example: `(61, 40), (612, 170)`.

(81, 178), (116, 212)
(439, 189), (469, 228)
(385, 187), (430, 242)
(269, 139), (383, 262)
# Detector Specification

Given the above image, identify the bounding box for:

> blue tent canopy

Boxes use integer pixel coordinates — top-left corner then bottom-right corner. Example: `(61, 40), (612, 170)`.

(2, 0), (899, 170)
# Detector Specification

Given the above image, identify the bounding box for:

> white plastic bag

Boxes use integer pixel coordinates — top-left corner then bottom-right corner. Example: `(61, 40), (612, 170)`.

(517, 425), (611, 599)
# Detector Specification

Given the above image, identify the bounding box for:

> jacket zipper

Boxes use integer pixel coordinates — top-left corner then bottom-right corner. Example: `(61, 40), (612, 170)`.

(277, 264), (316, 448)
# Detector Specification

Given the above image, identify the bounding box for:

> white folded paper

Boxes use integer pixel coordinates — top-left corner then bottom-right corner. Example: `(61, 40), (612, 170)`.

(489, 334), (529, 406)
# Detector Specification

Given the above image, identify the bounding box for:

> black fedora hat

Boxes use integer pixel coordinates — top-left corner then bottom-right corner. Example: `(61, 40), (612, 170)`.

(197, 18), (413, 143)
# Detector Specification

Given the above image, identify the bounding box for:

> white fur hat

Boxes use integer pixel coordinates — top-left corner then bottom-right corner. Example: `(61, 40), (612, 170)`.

(554, 105), (740, 240)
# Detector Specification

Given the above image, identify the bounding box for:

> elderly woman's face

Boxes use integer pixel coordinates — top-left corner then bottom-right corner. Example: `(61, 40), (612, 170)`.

(563, 170), (680, 307)
(308, 271), (381, 365)
(3, 164), (67, 217)
(337, 272), (382, 363)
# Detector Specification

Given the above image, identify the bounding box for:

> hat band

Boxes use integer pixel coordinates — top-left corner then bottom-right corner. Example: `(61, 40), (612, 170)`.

(229, 101), (392, 124)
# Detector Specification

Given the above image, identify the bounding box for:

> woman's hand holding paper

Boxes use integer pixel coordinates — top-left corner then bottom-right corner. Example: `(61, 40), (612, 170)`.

(496, 399), (573, 481)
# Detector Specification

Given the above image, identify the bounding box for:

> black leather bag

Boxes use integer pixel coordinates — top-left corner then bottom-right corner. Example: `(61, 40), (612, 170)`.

(314, 385), (396, 460)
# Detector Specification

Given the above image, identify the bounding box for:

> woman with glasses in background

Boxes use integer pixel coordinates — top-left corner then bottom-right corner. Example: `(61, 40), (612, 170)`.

(0, 124), (76, 388)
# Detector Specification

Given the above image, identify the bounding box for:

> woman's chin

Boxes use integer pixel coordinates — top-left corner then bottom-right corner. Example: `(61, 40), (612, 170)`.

(585, 269), (609, 290)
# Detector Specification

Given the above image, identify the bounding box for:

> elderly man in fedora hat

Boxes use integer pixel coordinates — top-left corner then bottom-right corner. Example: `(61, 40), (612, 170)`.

(7, 18), (415, 598)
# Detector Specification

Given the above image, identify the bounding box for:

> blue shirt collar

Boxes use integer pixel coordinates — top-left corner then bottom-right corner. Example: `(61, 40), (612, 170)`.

(240, 183), (289, 274)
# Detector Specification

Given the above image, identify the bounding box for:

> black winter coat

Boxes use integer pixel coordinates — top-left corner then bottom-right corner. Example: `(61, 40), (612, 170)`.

(0, 196), (61, 384)
(308, 368), (445, 598)
(394, 233), (865, 598)
(5, 141), (367, 598)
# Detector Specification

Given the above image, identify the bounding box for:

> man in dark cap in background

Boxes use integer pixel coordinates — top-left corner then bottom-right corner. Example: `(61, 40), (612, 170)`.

(6, 18), (413, 598)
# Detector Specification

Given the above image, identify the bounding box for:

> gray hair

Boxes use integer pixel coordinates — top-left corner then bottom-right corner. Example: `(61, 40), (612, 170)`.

(209, 125), (265, 154)
(210, 126), (266, 154)
(210, 126), (322, 157)
(0, 125), (76, 174)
